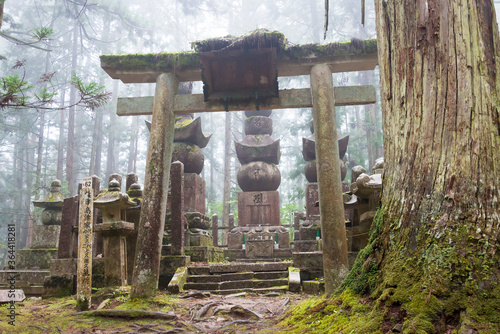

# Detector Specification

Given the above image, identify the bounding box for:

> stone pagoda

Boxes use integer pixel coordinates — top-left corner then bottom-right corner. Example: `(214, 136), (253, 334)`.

(226, 108), (291, 260)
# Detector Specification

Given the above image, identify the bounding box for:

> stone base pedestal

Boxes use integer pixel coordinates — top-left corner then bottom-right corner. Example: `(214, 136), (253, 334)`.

(42, 258), (78, 298)
(185, 246), (223, 262)
(228, 226), (290, 250)
(43, 274), (75, 298)
(238, 191), (280, 227)
(246, 239), (274, 258)
(32, 225), (61, 249)
(293, 251), (323, 271)
(95, 221), (135, 286)
(188, 230), (212, 247)
(294, 240), (320, 252)
(17, 249), (57, 270)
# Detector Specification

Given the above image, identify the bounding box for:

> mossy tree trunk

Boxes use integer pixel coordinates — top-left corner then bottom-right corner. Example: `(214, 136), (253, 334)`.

(346, 1), (500, 331)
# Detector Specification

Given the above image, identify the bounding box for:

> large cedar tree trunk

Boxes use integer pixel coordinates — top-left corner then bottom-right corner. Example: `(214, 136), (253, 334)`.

(345, 0), (500, 331)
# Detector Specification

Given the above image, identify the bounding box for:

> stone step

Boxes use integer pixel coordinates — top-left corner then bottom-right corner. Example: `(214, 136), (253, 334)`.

(208, 262), (290, 273)
(254, 271), (288, 280)
(188, 274), (222, 283)
(188, 267), (211, 276)
(209, 286), (289, 295)
(184, 278), (289, 292)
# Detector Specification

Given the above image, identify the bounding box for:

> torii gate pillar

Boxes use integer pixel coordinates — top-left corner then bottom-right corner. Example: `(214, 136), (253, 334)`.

(130, 73), (178, 299)
(310, 64), (349, 292)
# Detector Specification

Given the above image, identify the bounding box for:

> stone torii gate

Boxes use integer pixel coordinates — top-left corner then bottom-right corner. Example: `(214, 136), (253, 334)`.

(100, 31), (378, 297)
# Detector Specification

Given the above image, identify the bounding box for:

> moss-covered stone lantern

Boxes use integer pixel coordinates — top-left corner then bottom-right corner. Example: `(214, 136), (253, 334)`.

(94, 179), (136, 286)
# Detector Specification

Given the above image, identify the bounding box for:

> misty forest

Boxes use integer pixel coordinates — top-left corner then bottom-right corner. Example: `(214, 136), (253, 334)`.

(0, 0), (499, 333)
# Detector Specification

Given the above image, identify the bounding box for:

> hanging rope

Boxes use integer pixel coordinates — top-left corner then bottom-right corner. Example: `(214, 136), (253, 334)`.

(362, 0), (365, 26)
(324, 0), (329, 40)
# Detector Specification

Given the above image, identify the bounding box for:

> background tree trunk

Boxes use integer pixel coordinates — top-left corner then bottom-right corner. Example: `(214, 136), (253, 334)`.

(346, 0), (500, 331)
(222, 112), (232, 244)
(66, 17), (79, 195)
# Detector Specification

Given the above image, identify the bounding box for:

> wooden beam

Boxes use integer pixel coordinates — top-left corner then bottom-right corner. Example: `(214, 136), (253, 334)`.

(116, 86), (376, 116)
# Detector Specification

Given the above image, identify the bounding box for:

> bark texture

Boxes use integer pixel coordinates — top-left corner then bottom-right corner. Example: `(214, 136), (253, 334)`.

(345, 1), (500, 332)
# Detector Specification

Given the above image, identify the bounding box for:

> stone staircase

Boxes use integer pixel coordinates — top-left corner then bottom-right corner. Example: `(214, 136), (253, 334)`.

(168, 262), (299, 295)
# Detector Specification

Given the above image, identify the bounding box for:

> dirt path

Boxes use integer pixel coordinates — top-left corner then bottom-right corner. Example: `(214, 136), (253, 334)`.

(1, 291), (306, 334)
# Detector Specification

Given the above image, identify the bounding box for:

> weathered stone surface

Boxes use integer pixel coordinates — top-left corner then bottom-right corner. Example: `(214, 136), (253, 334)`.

(58, 196), (78, 259)
(305, 183), (320, 217)
(94, 221), (135, 236)
(174, 117), (212, 148)
(40, 208), (63, 226)
(33, 180), (64, 208)
(237, 191), (280, 226)
(245, 116), (273, 135)
(235, 136), (280, 165)
(126, 173), (138, 191)
(117, 86), (376, 115)
(0, 270), (49, 287)
(185, 212), (210, 229)
(0, 289), (25, 302)
(311, 64), (348, 292)
(304, 160), (317, 183)
(293, 251), (323, 270)
(43, 275), (75, 298)
(167, 267), (188, 294)
(188, 230), (212, 247)
(352, 173), (382, 198)
(50, 258), (77, 276)
(31, 225), (60, 249)
(294, 240), (320, 252)
(288, 268), (301, 293)
(171, 142), (204, 174)
(160, 256), (191, 277)
(302, 280), (324, 294)
(170, 161), (185, 256)
(246, 239), (274, 258)
(302, 135), (349, 162)
(188, 266), (210, 276)
(351, 165), (366, 182)
(237, 162), (281, 192)
(221, 272), (254, 281)
(131, 73), (178, 299)
(17, 249), (57, 269)
(212, 214), (218, 246)
(184, 173), (206, 213)
(185, 246), (223, 262)
(304, 160), (346, 183)
(299, 223), (321, 240)
(209, 262), (290, 274)
(189, 274), (222, 283)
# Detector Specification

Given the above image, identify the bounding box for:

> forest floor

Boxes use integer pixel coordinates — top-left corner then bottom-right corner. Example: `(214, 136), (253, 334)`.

(0, 289), (309, 334)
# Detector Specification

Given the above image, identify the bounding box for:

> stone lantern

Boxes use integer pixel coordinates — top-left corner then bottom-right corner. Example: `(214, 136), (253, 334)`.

(94, 179), (136, 286)
(31, 179), (64, 248)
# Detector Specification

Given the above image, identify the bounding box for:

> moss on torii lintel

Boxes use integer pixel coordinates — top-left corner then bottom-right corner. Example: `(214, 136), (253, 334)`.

(100, 29), (377, 72)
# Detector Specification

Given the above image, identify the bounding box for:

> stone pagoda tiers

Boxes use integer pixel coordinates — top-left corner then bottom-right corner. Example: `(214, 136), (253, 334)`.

(100, 30), (378, 293)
